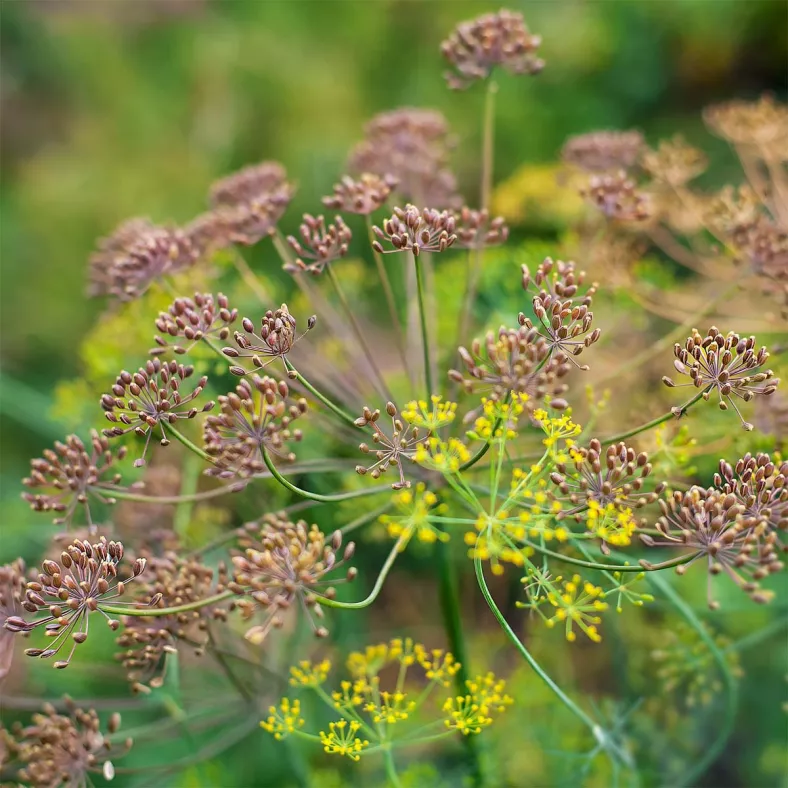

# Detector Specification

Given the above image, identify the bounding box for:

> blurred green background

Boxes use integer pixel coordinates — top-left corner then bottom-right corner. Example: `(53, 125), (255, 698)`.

(1, 1), (786, 787)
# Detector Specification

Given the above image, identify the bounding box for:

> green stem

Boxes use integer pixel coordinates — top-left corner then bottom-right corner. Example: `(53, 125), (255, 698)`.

(643, 568), (738, 787)
(313, 538), (402, 609)
(600, 389), (707, 445)
(100, 485), (243, 505)
(437, 535), (483, 787)
(724, 616), (788, 654)
(105, 590), (235, 618)
(284, 358), (358, 427)
(474, 553), (600, 734)
(524, 540), (697, 573)
(412, 251), (434, 398)
(383, 746), (402, 788)
(481, 79), (497, 212)
(232, 248), (270, 304)
(262, 447), (390, 503)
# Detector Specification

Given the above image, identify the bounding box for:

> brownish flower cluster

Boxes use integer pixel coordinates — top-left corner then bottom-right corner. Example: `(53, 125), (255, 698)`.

(454, 207), (509, 249)
(372, 205), (458, 256)
(223, 304), (316, 377)
(354, 402), (426, 490)
(348, 108), (461, 208)
(3, 700), (131, 786)
(0, 560), (26, 680)
(322, 173), (398, 215)
(663, 327), (779, 429)
(152, 292), (238, 355)
(7, 537), (145, 669)
(562, 130), (644, 173)
(641, 135), (708, 186)
(22, 431), (126, 526)
(116, 554), (230, 691)
(229, 518), (355, 643)
(204, 376), (307, 477)
(441, 9), (544, 89)
(102, 360), (214, 465)
(580, 171), (650, 222)
(88, 218), (197, 300)
(285, 214), (352, 275)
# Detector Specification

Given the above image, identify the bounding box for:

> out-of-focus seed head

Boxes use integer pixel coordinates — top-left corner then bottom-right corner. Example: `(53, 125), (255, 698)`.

(453, 207), (509, 249)
(703, 95), (788, 147)
(519, 258), (600, 369)
(116, 554), (229, 691)
(348, 108), (462, 209)
(22, 431), (126, 528)
(204, 376), (307, 478)
(210, 161), (292, 208)
(10, 700), (132, 786)
(580, 171), (651, 222)
(643, 486), (783, 608)
(713, 452), (787, 543)
(562, 130), (644, 173)
(8, 536), (145, 669)
(101, 360), (214, 466)
(322, 173), (398, 215)
(229, 519), (355, 643)
(151, 292), (238, 355)
(441, 9), (544, 90)
(88, 219), (197, 301)
(551, 439), (665, 517)
(372, 205), (457, 256)
(754, 390), (788, 446)
(285, 215), (352, 275)
(223, 303), (315, 376)
(642, 135), (708, 186)
(662, 327), (779, 430)
(0, 559), (26, 681)
(355, 402), (425, 490)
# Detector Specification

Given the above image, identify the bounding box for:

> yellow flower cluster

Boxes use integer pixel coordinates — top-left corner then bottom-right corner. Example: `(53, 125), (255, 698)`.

(289, 658), (332, 687)
(260, 698), (304, 740)
(319, 720), (369, 761)
(364, 689), (416, 724)
(546, 574), (608, 643)
(401, 396), (457, 431)
(532, 408), (581, 456)
(467, 394), (529, 443)
(586, 500), (638, 547)
(465, 511), (534, 575)
(379, 483), (449, 549)
(413, 436), (471, 473)
(417, 647), (462, 686)
(443, 673), (513, 735)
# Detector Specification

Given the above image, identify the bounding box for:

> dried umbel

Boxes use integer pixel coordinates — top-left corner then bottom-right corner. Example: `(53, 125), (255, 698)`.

(372, 205), (457, 256)
(550, 440), (665, 517)
(10, 701), (132, 787)
(662, 327), (779, 430)
(580, 171), (650, 222)
(322, 173), (398, 215)
(88, 218), (197, 300)
(518, 258), (600, 369)
(703, 94), (788, 147)
(561, 130), (645, 173)
(441, 9), (544, 89)
(453, 207), (509, 249)
(0, 560), (26, 681)
(6, 537), (145, 669)
(714, 453), (788, 540)
(642, 487), (783, 607)
(355, 402), (426, 490)
(204, 376), (307, 477)
(116, 555), (230, 691)
(152, 292), (238, 355)
(348, 108), (462, 208)
(101, 360), (214, 466)
(641, 135), (708, 186)
(210, 160), (293, 209)
(285, 214), (352, 275)
(449, 326), (570, 411)
(22, 431), (127, 527)
(230, 519), (355, 643)
(223, 304), (316, 376)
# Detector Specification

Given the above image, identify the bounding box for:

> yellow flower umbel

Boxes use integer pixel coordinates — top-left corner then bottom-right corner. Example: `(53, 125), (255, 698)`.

(605, 569), (655, 612)
(319, 720), (369, 760)
(290, 659), (331, 687)
(443, 673), (513, 735)
(402, 396), (458, 431)
(532, 407), (581, 457)
(260, 698), (304, 740)
(466, 393), (530, 444)
(586, 500), (638, 547)
(415, 646), (461, 686)
(379, 483), (449, 550)
(546, 574), (609, 643)
(466, 511), (533, 575)
(414, 436), (471, 473)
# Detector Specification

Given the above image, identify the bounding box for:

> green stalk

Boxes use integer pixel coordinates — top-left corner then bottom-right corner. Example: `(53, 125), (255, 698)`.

(284, 358), (358, 427)
(383, 746), (403, 788)
(412, 251), (434, 398)
(106, 590), (235, 618)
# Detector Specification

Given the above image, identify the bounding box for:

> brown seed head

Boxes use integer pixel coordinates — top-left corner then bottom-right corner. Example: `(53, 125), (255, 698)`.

(152, 292), (238, 355)
(453, 207), (509, 249)
(322, 173), (398, 215)
(562, 130), (644, 173)
(703, 94), (788, 147)
(641, 135), (708, 186)
(285, 214), (352, 275)
(372, 204), (457, 256)
(580, 171), (650, 222)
